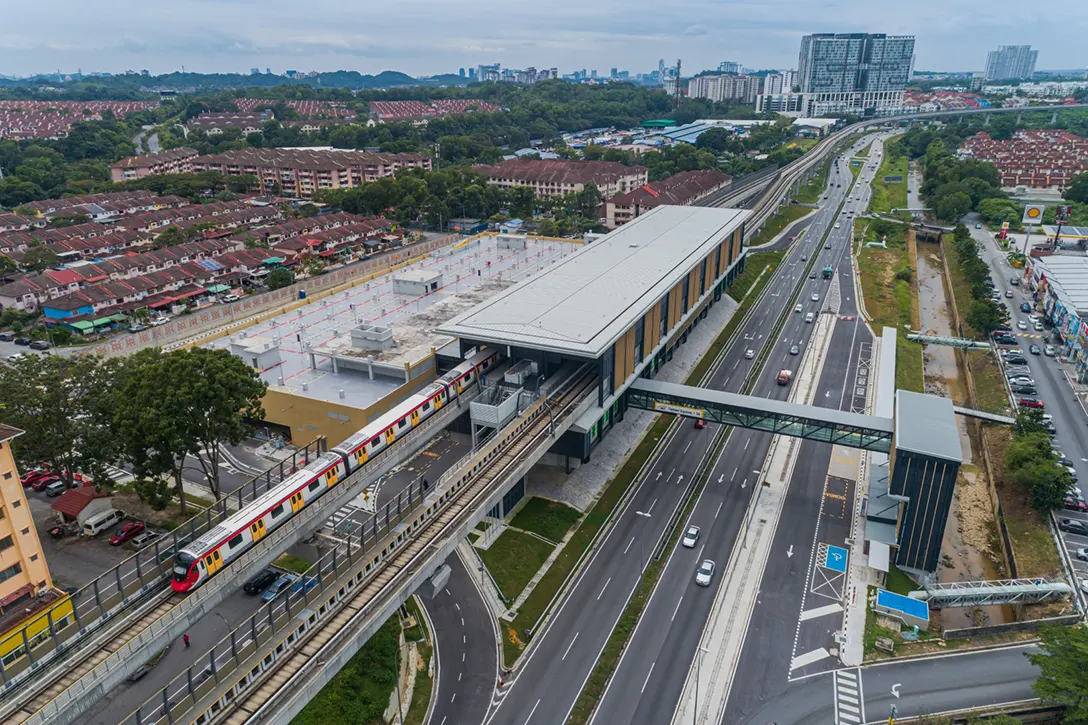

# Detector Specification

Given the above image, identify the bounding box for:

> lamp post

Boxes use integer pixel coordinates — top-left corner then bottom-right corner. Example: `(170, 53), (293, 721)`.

(635, 510), (651, 598)
(694, 645), (710, 725)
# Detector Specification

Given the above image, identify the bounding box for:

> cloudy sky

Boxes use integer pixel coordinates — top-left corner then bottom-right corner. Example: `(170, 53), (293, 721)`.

(1, 0), (1085, 78)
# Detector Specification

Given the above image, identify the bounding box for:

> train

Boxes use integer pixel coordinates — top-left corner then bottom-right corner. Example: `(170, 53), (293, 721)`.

(171, 348), (500, 593)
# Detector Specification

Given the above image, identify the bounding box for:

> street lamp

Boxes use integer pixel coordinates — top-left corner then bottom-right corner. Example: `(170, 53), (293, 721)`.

(694, 645), (710, 725)
(635, 510), (651, 598)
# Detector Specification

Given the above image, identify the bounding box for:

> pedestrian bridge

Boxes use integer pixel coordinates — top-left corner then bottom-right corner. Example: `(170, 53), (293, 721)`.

(625, 378), (896, 452)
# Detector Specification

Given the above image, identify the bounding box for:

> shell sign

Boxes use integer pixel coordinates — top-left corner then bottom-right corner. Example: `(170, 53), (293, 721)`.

(1022, 204), (1046, 225)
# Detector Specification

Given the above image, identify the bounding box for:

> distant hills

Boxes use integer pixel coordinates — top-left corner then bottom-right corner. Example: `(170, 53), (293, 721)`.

(0, 70), (473, 91)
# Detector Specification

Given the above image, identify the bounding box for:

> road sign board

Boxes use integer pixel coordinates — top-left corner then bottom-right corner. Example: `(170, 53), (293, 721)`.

(824, 545), (848, 573)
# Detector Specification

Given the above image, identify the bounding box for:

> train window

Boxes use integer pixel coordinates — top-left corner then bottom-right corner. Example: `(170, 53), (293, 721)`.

(370, 438), (380, 449)
(205, 556), (213, 567)
(421, 401), (430, 411)
(271, 503), (284, 518)
(229, 533), (244, 549)
(213, 551), (221, 561)
(398, 419), (407, 429)
(308, 481), (321, 492)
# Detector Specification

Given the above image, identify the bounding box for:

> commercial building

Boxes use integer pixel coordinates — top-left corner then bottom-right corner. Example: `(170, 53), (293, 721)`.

(110, 147), (200, 182)
(795, 32), (915, 116)
(439, 205), (750, 458)
(604, 170), (732, 227)
(1024, 253), (1088, 381)
(0, 425), (54, 614)
(984, 45), (1038, 82)
(473, 159), (647, 199)
(686, 74), (760, 104)
(190, 148), (432, 198)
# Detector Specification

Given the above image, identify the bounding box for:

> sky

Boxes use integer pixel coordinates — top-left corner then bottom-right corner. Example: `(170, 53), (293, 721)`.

(1, 0), (1086, 78)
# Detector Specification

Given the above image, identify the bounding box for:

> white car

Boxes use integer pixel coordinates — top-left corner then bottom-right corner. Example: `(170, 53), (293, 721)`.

(745, 349), (755, 359)
(682, 526), (700, 549)
(834, 223), (841, 229)
(1017, 321), (1028, 330)
(1044, 345), (1057, 357)
(150, 317), (169, 327)
(795, 304), (803, 313)
(695, 559), (715, 587)
(811, 293), (819, 302)
(221, 294), (240, 303)
(1033, 323), (1044, 332)
(1009, 377), (1035, 387)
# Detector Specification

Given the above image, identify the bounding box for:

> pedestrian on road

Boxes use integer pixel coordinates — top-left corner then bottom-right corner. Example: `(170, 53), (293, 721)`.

(183, 634), (190, 648)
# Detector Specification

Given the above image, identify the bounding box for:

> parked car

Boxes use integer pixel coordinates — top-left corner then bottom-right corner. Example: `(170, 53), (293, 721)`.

(150, 317), (169, 327)
(695, 559), (716, 587)
(682, 526), (701, 548)
(1011, 384), (1037, 395)
(262, 573), (299, 602)
(44, 480), (77, 497)
(1005, 355), (1028, 365)
(1076, 548), (1088, 562)
(221, 294), (240, 303)
(6, 353), (25, 362)
(1059, 519), (1088, 536)
(21, 469), (55, 487)
(1020, 303), (1032, 313)
(0, 332), (13, 342)
(1044, 345), (1057, 357)
(1029, 344), (1042, 355)
(1063, 496), (1088, 512)
(243, 568), (280, 595)
(1018, 397), (1044, 409)
(290, 576), (319, 596)
(130, 530), (161, 550)
(1007, 376), (1034, 386)
(30, 474), (62, 491)
(1046, 422), (1058, 435)
(13, 337), (30, 346)
(109, 521), (145, 546)
(28, 340), (50, 351)
(128, 324), (147, 333)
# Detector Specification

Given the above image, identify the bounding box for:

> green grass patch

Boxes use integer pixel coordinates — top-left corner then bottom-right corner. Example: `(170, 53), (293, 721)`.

(885, 564), (919, 596)
(478, 529), (555, 602)
(725, 250), (786, 304)
(291, 614), (399, 725)
(855, 143), (871, 158)
(274, 552), (312, 575)
(404, 638), (433, 725)
(403, 596), (429, 642)
(510, 497), (582, 543)
(869, 144), (909, 218)
(970, 351), (1011, 416)
(794, 157), (830, 204)
(748, 205), (812, 247)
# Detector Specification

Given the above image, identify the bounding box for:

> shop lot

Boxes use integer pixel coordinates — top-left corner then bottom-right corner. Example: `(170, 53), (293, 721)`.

(27, 495), (135, 590)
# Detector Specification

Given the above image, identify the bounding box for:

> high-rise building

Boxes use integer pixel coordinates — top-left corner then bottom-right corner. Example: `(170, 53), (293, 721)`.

(610, 67), (618, 78)
(984, 45), (1038, 81)
(459, 68), (466, 77)
(717, 61), (742, 75)
(688, 74), (760, 104)
(762, 70), (797, 94)
(795, 32), (915, 116)
(0, 425), (54, 609)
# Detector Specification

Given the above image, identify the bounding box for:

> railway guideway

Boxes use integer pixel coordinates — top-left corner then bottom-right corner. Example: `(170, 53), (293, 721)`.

(107, 366), (596, 725)
(11, 383), (486, 725)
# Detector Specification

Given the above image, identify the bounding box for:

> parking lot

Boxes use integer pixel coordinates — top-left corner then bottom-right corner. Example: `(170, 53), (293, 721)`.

(27, 495), (131, 590)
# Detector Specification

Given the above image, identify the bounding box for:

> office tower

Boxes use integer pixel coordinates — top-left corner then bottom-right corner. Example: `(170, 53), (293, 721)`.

(796, 32), (915, 116)
(984, 45), (1038, 81)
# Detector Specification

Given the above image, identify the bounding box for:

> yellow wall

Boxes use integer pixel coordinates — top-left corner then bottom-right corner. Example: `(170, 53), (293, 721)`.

(0, 432), (52, 603)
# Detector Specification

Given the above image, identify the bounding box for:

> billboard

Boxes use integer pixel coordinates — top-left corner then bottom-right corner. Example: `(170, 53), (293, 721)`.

(1022, 204), (1046, 225)
(1055, 205), (1072, 223)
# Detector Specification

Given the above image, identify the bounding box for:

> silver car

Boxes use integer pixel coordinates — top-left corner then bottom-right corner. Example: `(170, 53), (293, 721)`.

(682, 526), (700, 549)
(695, 559), (715, 587)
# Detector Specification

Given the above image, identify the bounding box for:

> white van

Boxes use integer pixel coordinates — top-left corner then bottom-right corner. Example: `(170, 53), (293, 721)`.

(804, 312), (815, 323)
(83, 509), (125, 536)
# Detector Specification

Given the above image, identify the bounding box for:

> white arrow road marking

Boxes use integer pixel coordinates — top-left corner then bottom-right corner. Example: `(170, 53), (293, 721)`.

(787, 545), (794, 558)
(892, 683), (901, 698)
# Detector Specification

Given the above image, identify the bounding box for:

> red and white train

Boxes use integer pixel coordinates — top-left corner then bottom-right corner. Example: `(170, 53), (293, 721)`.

(171, 348), (500, 593)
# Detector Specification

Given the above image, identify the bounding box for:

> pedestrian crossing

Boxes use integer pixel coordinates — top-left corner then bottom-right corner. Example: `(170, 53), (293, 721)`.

(833, 668), (865, 724)
(323, 484), (379, 534)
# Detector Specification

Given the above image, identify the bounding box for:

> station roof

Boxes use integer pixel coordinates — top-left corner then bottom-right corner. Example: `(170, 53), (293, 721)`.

(894, 390), (962, 463)
(438, 205), (750, 358)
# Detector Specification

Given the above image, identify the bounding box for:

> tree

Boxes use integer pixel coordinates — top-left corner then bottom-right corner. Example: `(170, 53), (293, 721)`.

(965, 300), (1003, 335)
(21, 245), (57, 273)
(536, 218), (558, 237)
(227, 174), (260, 194)
(935, 191), (973, 221)
(265, 267), (295, 291)
(153, 225), (187, 249)
(1027, 624), (1088, 722)
(1066, 173), (1088, 204)
(296, 203), (320, 218)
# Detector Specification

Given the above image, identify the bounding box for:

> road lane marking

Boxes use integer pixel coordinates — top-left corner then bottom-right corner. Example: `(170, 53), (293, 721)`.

(697, 544), (705, 560)
(624, 536), (636, 555)
(641, 662), (656, 694)
(524, 699), (540, 724)
(597, 577), (611, 601)
(744, 437), (751, 450)
(731, 467), (737, 481)
(684, 440), (692, 454)
(647, 498), (657, 514)
(454, 603), (460, 611)
(562, 632), (580, 661)
(790, 647), (831, 670)
(800, 602), (844, 621)
(715, 501), (723, 518)
(671, 595), (684, 622)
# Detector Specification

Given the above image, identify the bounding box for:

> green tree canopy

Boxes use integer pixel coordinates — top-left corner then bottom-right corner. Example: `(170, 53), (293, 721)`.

(1027, 624), (1088, 722)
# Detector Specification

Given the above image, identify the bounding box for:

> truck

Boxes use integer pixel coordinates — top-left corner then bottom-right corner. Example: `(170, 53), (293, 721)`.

(822, 266), (833, 279)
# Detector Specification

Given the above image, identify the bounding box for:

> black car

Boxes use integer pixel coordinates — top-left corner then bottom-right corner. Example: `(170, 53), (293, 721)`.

(28, 340), (50, 351)
(13, 337), (30, 346)
(1011, 384), (1037, 395)
(1059, 518), (1088, 536)
(0, 332), (13, 342)
(243, 568), (280, 595)
(1004, 355), (1028, 365)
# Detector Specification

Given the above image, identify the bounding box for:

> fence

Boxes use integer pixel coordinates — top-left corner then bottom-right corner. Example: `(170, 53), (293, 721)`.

(942, 612), (1080, 640)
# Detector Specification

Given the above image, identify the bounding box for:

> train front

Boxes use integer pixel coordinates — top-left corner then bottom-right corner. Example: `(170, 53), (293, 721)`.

(171, 550), (200, 592)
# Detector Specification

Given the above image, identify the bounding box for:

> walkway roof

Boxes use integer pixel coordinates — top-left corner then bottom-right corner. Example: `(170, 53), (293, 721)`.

(438, 205), (750, 358)
(894, 390), (962, 463)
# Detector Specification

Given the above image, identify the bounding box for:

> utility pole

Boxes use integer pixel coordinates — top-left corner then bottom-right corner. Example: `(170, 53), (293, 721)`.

(673, 59), (683, 107)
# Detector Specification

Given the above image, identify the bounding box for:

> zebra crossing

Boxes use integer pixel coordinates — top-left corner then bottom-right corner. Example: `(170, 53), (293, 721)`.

(322, 484), (380, 536)
(833, 668), (865, 724)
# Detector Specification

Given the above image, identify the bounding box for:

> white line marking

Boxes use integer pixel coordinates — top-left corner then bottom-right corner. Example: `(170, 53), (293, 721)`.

(744, 437), (750, 450)
(715, 501), (723, 518)
(624, 536), (636, 555)
(597, 577), (611, 601)
(790, 647), (831, 671)
(461, 617), (465, 627)
(671, 596), (684, 622)
(799, 602), (843, 621)
(454, 603), (460, 611)
(562, 632), (580, 661)
(647, 498), (658, 515)
(697, 544), (705, 560)
(459, 671), (463, 682)
(451, 693), (457, 704)
(731, 467), (737, 480)
(524, 699), (540, 724)
(641, 662), (656, 694)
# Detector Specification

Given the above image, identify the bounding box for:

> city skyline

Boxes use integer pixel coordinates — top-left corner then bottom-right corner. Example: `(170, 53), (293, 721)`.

(0, 0), (1085, 79)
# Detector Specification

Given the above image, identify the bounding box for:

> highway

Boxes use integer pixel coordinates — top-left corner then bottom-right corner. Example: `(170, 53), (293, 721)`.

(487, 134), (881, 725)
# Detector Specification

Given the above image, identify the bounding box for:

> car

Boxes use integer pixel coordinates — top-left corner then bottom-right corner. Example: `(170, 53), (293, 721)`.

(6, 353), (25, 363)
(1044, 345), (1057, 357)
(811, 293), (819, 302)
(221, 294), (241, 303)
(109, 521), (145, 546)
(694, 419), (706, 429)
(0, 332), (13, 342)
(1059, 519), (1088, 536)
(994, 324), (1012, 333)
(777, 369), (792, 385)
(44, 479), (77, 497)
(1018, 397), (1044, 409)
(1005, 355), (1028, 365)
(1067, 467), (1079, 482)
(808, 273), (816, 280)
(30, 474), (62, 492)
(795, 304), (803, 313)
(28, 340), (50, 351)
(1021, 303), (1032, 313)
(695, 559), (716, 587)
(789, 345), (800, 355)
(1011, 384), (1037, 395)
(150, 317), (169, 327)
(1064, 496), (1088, 512)
(130, 530), (161, 550)
(1010, 277), (1020, 286)
(682, 526), (700, 548)
(994, 335), (1018, 346)
(13, 337), (30, 346)
(801, 255), (808, 261)
(1007, 374), (1034, 384)
(1058, 456), (1075, 468)
(243, 568), (280, 595)
(290, 576), (319, 596)
(1076, 548), (1088, 562)
(1029, 344), (1041, 355)
(834, 223), (841, 229)
(975, 223), (982, 229)
(1005, 290), (1014, 298)
(1017, 321), (1028, 330)
(825, 242), (832, 249)
(745, 349), (755, 359)
(128, 323), (147, 333)
(1033, 323), (1044, 332)
(262, 573), (299, 602)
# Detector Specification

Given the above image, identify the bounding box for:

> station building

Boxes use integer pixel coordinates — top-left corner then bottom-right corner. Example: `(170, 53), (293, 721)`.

(439, 205), (750, 461)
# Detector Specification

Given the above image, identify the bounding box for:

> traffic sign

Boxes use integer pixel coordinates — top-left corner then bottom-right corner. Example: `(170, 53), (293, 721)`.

(824, 545), (848, 573)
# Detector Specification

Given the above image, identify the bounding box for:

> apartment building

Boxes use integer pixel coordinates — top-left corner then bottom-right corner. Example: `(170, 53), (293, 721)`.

(473, 159), (648, 199)
(0, 425), (53, 615)
(984, 45), (1038, 82)
(605, 170), (732, 228)
(762, 70), (797, 94)
(796, 32), (915, 116)
(686, 75), (760, 104)
(110, 147), (200, 182)
(190, 148), (432, 198)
